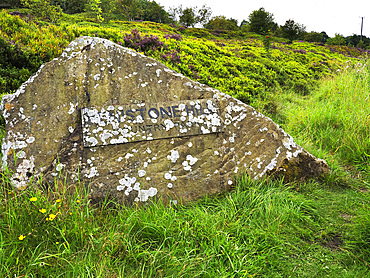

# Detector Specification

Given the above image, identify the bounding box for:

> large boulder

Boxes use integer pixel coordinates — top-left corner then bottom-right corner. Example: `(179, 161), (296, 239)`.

(1, 36), (329, 205)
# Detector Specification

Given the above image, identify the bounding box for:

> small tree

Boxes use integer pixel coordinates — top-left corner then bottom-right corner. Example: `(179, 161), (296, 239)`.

(346, 34), (360, 47)
(281, 19), (306, 42)
(205, 16), (238, 31)
(52, 0), (88, 14)
(85, 0), (104, 22)
(304, 31), (324, 43)
(321, 32), (329, 43)
(144, 0), (170, 23)
(326, 33), (346, 45)
(240, 20), (249, 32)
(100, 0), (116, 20)
(179, 7), (195, 27)
(195, 5), (212, 27)
(248, 7), (275, 35)
(173, 5), (212, 27)
(357, 40), (365, 49)
(115, 0), (143, 21)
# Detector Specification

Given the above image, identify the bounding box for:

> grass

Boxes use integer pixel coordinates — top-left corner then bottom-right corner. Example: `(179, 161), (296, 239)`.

(271, 60), (370, 177)
(0, 63), (370, 277)
(1, 175), (370, 277)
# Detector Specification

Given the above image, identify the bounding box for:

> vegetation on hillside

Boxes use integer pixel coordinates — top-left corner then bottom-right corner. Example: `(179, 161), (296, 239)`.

(0, 6), (369, 278)
(0, 9), (369, 102)
(3, 0), (370, 48)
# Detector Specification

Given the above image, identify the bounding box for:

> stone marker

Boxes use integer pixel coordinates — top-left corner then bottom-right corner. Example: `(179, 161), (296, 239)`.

(1, 36), (329, 205)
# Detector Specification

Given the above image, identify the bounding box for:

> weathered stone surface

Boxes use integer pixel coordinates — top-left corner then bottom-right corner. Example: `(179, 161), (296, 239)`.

(1, 36), (329, 205)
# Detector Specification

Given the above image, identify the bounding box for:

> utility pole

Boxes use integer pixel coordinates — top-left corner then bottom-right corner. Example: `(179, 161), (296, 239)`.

(360, 17), (364, 41)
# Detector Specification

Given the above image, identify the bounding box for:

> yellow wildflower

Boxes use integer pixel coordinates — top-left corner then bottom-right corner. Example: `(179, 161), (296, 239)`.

(76, 200), (80, 203)
(30, 197), (37, 202)
(39, 208), (47, 213)
(18, 234), (26, 240)
(56, 199), (61, 203)
(47, 214), (56, 221)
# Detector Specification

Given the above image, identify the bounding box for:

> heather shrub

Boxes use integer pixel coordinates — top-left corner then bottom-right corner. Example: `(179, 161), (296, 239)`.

(122, 28), (164, 54)
(163, 33), (183, 41)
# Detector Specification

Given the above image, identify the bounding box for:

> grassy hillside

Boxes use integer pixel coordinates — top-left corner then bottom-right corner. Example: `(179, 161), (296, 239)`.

(0, 9), (369, 277)
(1, 9), (369, 103)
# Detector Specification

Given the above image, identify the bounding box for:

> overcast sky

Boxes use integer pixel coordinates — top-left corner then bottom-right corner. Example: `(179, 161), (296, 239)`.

(156, 0), (369, 37)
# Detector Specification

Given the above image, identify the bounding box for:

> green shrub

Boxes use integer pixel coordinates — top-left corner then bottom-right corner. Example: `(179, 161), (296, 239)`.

(0, 36), (41, 94)
(20, 0), (62, 23)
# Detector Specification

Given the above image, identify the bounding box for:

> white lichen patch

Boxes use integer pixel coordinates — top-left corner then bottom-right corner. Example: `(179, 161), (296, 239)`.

(117, 175), (139, 196)
(125, 153), (134, 159)
(167, 150), (179, 163)
(11, 156), (35, 188)
(182, 160), (191, 171)
(138, 170), (146, 177)
(186, 155), (198, 166)
(26, 137), (35, 144)
(56, 163), (65, 172)
(136, 187), (158, 202)
(259, 127), (268, 133)
(282, 135), (297, 151)
(85, 167), (99, 178)
(164, 172), (177, 181)
(286, 149), (302, 160)
(182, 154), (198, 171)
(68, 102), (77, 115)
(17, 150), (26, 159)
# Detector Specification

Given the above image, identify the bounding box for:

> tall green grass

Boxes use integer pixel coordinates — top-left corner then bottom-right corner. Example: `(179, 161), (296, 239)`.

(1, 173), (369, 277)
(277, 61), (370, 173)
